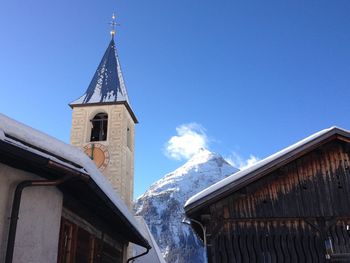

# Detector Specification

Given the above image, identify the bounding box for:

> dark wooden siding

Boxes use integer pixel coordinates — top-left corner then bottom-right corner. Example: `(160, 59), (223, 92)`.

(210, 218), (350, 263)
(57, 217), (124, 263)
(211, 141), (350, 220)
(207, 141), (350, 262)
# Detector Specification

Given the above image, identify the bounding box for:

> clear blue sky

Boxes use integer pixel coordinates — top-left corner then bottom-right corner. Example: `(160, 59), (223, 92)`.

(1, 0), (350, 198)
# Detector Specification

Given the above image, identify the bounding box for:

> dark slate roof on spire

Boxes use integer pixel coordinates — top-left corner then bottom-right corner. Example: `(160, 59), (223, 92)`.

(70, 39), (129, 105)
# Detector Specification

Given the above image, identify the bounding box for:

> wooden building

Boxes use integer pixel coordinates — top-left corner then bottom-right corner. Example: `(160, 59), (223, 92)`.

(185, 127), (350, 262)
(0, 114), (150, 263)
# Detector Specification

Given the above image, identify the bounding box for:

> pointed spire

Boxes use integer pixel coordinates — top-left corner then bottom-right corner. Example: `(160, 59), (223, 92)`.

(70, 14), (130, 106)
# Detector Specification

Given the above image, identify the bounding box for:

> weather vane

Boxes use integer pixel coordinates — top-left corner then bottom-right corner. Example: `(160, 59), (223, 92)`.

(109, 13), (120, 38)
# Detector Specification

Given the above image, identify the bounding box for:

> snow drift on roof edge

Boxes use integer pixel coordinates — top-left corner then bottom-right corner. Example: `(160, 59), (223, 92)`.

(0, 113), (144, 240)
(185, 126), (347, 208)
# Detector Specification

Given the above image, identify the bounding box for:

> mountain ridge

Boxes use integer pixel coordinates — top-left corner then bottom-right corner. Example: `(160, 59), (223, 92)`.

(135, 149), (239, 262)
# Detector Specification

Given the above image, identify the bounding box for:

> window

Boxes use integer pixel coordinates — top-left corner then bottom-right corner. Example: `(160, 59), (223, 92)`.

(127, 127), (132, 150)
(90, 113), (108, 142)
(75, 228), (91, 263)
(57, 219), (75, 263)
(57, 218), (123, 263)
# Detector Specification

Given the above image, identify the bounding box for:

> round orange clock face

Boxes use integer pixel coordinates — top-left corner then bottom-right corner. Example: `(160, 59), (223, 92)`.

(83, 143), (110, 171)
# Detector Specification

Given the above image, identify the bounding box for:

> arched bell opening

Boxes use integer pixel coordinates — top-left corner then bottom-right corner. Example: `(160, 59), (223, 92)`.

(90, 113), (108, 142)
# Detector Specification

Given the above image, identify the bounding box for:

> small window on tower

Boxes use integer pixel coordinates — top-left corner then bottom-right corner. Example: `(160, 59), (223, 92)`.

(127, 126), (132, 150)
(90, 113), (108, 141)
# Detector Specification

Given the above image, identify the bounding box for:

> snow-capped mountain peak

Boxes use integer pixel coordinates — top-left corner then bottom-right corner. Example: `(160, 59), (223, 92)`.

(137, 149), (236, 201)
(176, 148), (224, 171)
(185, 147), (217, 165)
(135, 150), (239, 263)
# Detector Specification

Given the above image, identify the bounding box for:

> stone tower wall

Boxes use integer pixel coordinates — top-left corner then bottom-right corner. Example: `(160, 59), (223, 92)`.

(70, 104), (135, 208)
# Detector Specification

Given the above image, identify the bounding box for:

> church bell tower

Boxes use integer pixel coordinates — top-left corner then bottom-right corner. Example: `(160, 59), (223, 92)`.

(69, 15), (137, 208)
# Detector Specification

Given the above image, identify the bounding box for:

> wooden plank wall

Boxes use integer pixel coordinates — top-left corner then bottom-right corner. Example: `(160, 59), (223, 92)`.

(211, 141), (350, 220)
(210, 219), (350, 263)
(207, 141), (350, 263)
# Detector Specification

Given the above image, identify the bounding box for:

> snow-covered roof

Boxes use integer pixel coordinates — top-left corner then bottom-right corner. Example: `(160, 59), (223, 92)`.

(133, 216), (166, 263)
(70, 38), (129, 106)
(185, 126), (350, 213)
(0, 113), (149, 248)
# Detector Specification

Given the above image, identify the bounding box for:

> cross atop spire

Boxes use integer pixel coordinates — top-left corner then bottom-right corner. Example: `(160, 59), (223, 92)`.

(109, 13), (119, 38)
(70, 13), (129, 106)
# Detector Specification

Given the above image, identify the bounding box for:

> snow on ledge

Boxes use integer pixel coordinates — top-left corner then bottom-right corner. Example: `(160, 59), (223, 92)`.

(185, 126), (348, 209)
(0, 113), (146, 242)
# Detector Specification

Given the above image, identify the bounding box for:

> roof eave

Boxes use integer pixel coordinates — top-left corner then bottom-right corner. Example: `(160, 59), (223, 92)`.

(69, 100), (138, 124)
(185, 127), (350, 216)
(0, 137), (149, 248)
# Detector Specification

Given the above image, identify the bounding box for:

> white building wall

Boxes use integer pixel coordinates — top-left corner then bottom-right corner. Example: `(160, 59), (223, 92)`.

(0, 163), (63, 263)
